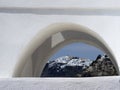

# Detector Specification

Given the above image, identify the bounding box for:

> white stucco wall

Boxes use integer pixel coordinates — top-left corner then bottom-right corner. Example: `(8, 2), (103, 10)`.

(1, 14), (120, 77)
(0, 77), (119, 90)
(1, 0), (120, 8)
(0, 1), (120, 90)
(0, 0), (120, 77)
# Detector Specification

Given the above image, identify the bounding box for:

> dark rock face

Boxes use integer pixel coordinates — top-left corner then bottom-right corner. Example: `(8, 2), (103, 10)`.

(41, 55), (118, 77)
(81, 55), (118, 77)
(41, 63), (84, 77)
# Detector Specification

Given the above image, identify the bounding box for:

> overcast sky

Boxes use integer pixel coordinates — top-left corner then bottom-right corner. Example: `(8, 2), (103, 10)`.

(49, 42), (104, 61)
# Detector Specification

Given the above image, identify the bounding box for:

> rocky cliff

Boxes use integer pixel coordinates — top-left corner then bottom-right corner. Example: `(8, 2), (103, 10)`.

(41, 55), (118, 77)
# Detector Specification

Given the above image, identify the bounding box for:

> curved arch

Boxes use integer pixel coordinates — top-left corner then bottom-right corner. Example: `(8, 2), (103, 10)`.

(12, 23), (119, 77)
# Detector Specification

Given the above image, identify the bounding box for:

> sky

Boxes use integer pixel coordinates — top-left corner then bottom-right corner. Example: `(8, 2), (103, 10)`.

(49, 42), (104, 61)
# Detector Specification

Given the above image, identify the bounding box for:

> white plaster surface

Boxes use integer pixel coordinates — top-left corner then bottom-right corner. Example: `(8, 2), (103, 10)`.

(1, 0), (120, 9)
(1, 13), (120, 77)
(0, 0), (120, 77)
(0, 1), (120, 90)
(0, 77), (119, 90)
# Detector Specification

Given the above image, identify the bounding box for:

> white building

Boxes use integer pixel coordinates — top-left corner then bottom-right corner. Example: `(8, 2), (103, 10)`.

(0, 0), (119, 90)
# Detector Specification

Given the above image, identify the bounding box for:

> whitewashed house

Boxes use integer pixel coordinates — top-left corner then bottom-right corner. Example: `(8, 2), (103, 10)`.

(0, 0), (119, 90)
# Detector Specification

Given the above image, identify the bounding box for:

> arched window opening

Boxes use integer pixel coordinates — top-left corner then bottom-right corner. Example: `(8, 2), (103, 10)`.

(13, 23), (119, 77)
(41, 42), (118, 77)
